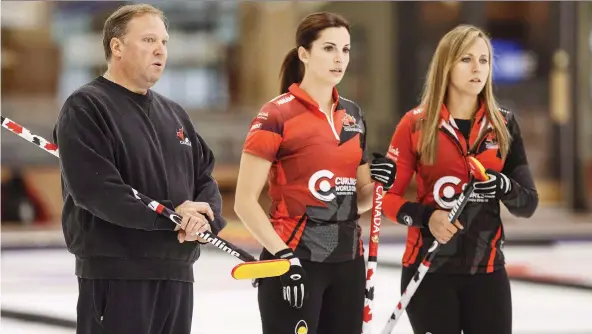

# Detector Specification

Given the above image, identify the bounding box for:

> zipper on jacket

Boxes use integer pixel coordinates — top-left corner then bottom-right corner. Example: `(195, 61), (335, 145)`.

(443, 125), (496, 269)
(440, 128), (471, 180)
(440, 128), (471, 268)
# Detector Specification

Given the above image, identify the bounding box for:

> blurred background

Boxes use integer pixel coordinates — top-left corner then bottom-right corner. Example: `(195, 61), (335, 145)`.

(2, 1), (592, 333)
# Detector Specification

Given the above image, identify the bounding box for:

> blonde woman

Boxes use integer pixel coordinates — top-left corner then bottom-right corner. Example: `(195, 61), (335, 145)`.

(370, 25), (538, 333)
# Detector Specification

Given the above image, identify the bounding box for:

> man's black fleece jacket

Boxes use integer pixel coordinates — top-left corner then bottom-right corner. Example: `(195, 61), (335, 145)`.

(53, 76), (226, 282)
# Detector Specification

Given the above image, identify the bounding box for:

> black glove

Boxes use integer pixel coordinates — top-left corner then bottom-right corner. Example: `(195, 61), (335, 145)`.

(472, 169), (512, 200)
(275, 248), (307, 309)
(370, 152), (396, 190)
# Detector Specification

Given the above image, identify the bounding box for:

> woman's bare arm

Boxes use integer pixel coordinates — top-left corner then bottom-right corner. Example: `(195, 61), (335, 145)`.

(234, 152), (290, 255)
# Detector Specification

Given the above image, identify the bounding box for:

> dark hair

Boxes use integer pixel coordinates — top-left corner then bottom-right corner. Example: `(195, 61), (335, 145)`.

(280, 12), (350, 94)
(103, 4), (168, 61)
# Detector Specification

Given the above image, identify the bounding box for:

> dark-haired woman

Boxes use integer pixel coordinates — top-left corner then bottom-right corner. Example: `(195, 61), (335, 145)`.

(234, 12), (394, 334)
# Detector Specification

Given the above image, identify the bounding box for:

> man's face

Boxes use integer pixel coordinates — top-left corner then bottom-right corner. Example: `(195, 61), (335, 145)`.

(116, 14), (169, 89)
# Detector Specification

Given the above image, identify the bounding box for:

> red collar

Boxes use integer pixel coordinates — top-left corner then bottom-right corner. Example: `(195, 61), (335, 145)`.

(288, 83), (340, 110)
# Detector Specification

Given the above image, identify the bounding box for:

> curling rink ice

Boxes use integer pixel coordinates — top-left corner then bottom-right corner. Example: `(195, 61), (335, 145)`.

(2, 245), (592, 334)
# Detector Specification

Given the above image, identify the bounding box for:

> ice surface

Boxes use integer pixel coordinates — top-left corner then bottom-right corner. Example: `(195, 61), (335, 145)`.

(2, 246), (592, 333)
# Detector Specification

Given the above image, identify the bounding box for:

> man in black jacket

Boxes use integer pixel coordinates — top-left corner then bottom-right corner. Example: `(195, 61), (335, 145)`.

(53, 4), (226, 334)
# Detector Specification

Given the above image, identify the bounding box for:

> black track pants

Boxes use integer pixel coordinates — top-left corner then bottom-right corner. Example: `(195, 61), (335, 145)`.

(76, 278), (193, 334)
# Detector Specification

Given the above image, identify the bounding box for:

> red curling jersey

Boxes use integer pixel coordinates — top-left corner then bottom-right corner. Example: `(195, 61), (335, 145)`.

(242, 83), (368, 263)
(383, 103), (538, 274)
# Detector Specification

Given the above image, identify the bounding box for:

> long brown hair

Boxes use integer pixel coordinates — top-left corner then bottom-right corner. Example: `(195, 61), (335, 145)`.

(279, 12), (350, 94)
(418, 25), (510, 165)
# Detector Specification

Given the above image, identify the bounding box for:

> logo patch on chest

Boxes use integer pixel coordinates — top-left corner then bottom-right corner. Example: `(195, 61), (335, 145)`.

(482, 131), (499, 149)
(484, 139), (498, 150)
(308, 170), (357, 202)
(341, 113), (363, 133)
(176, 127), (192, 147)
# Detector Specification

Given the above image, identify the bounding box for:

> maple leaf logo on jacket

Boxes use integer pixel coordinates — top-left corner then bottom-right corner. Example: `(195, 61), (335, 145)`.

(342, 113), (356, 126)
(341, 113), (363, 133)
(176, 127), (191, 146)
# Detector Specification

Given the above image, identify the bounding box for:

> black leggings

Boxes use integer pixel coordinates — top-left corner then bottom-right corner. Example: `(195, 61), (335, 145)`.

(258, 254), (366, 334)
(401, 267), (512, 334)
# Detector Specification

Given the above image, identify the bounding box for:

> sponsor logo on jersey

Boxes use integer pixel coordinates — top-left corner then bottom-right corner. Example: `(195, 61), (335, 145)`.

(256, 111), (269, 120)
(276, 95), (295, 105)
(250, 123), (262, 131)
(342, 113), (363, 133)
(433, 176), (487, 208)
(433, 176), (463, 209)
(484, 136), (499, 150)
(308, 170), (357, 202)
(387, 145), (399, 162)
